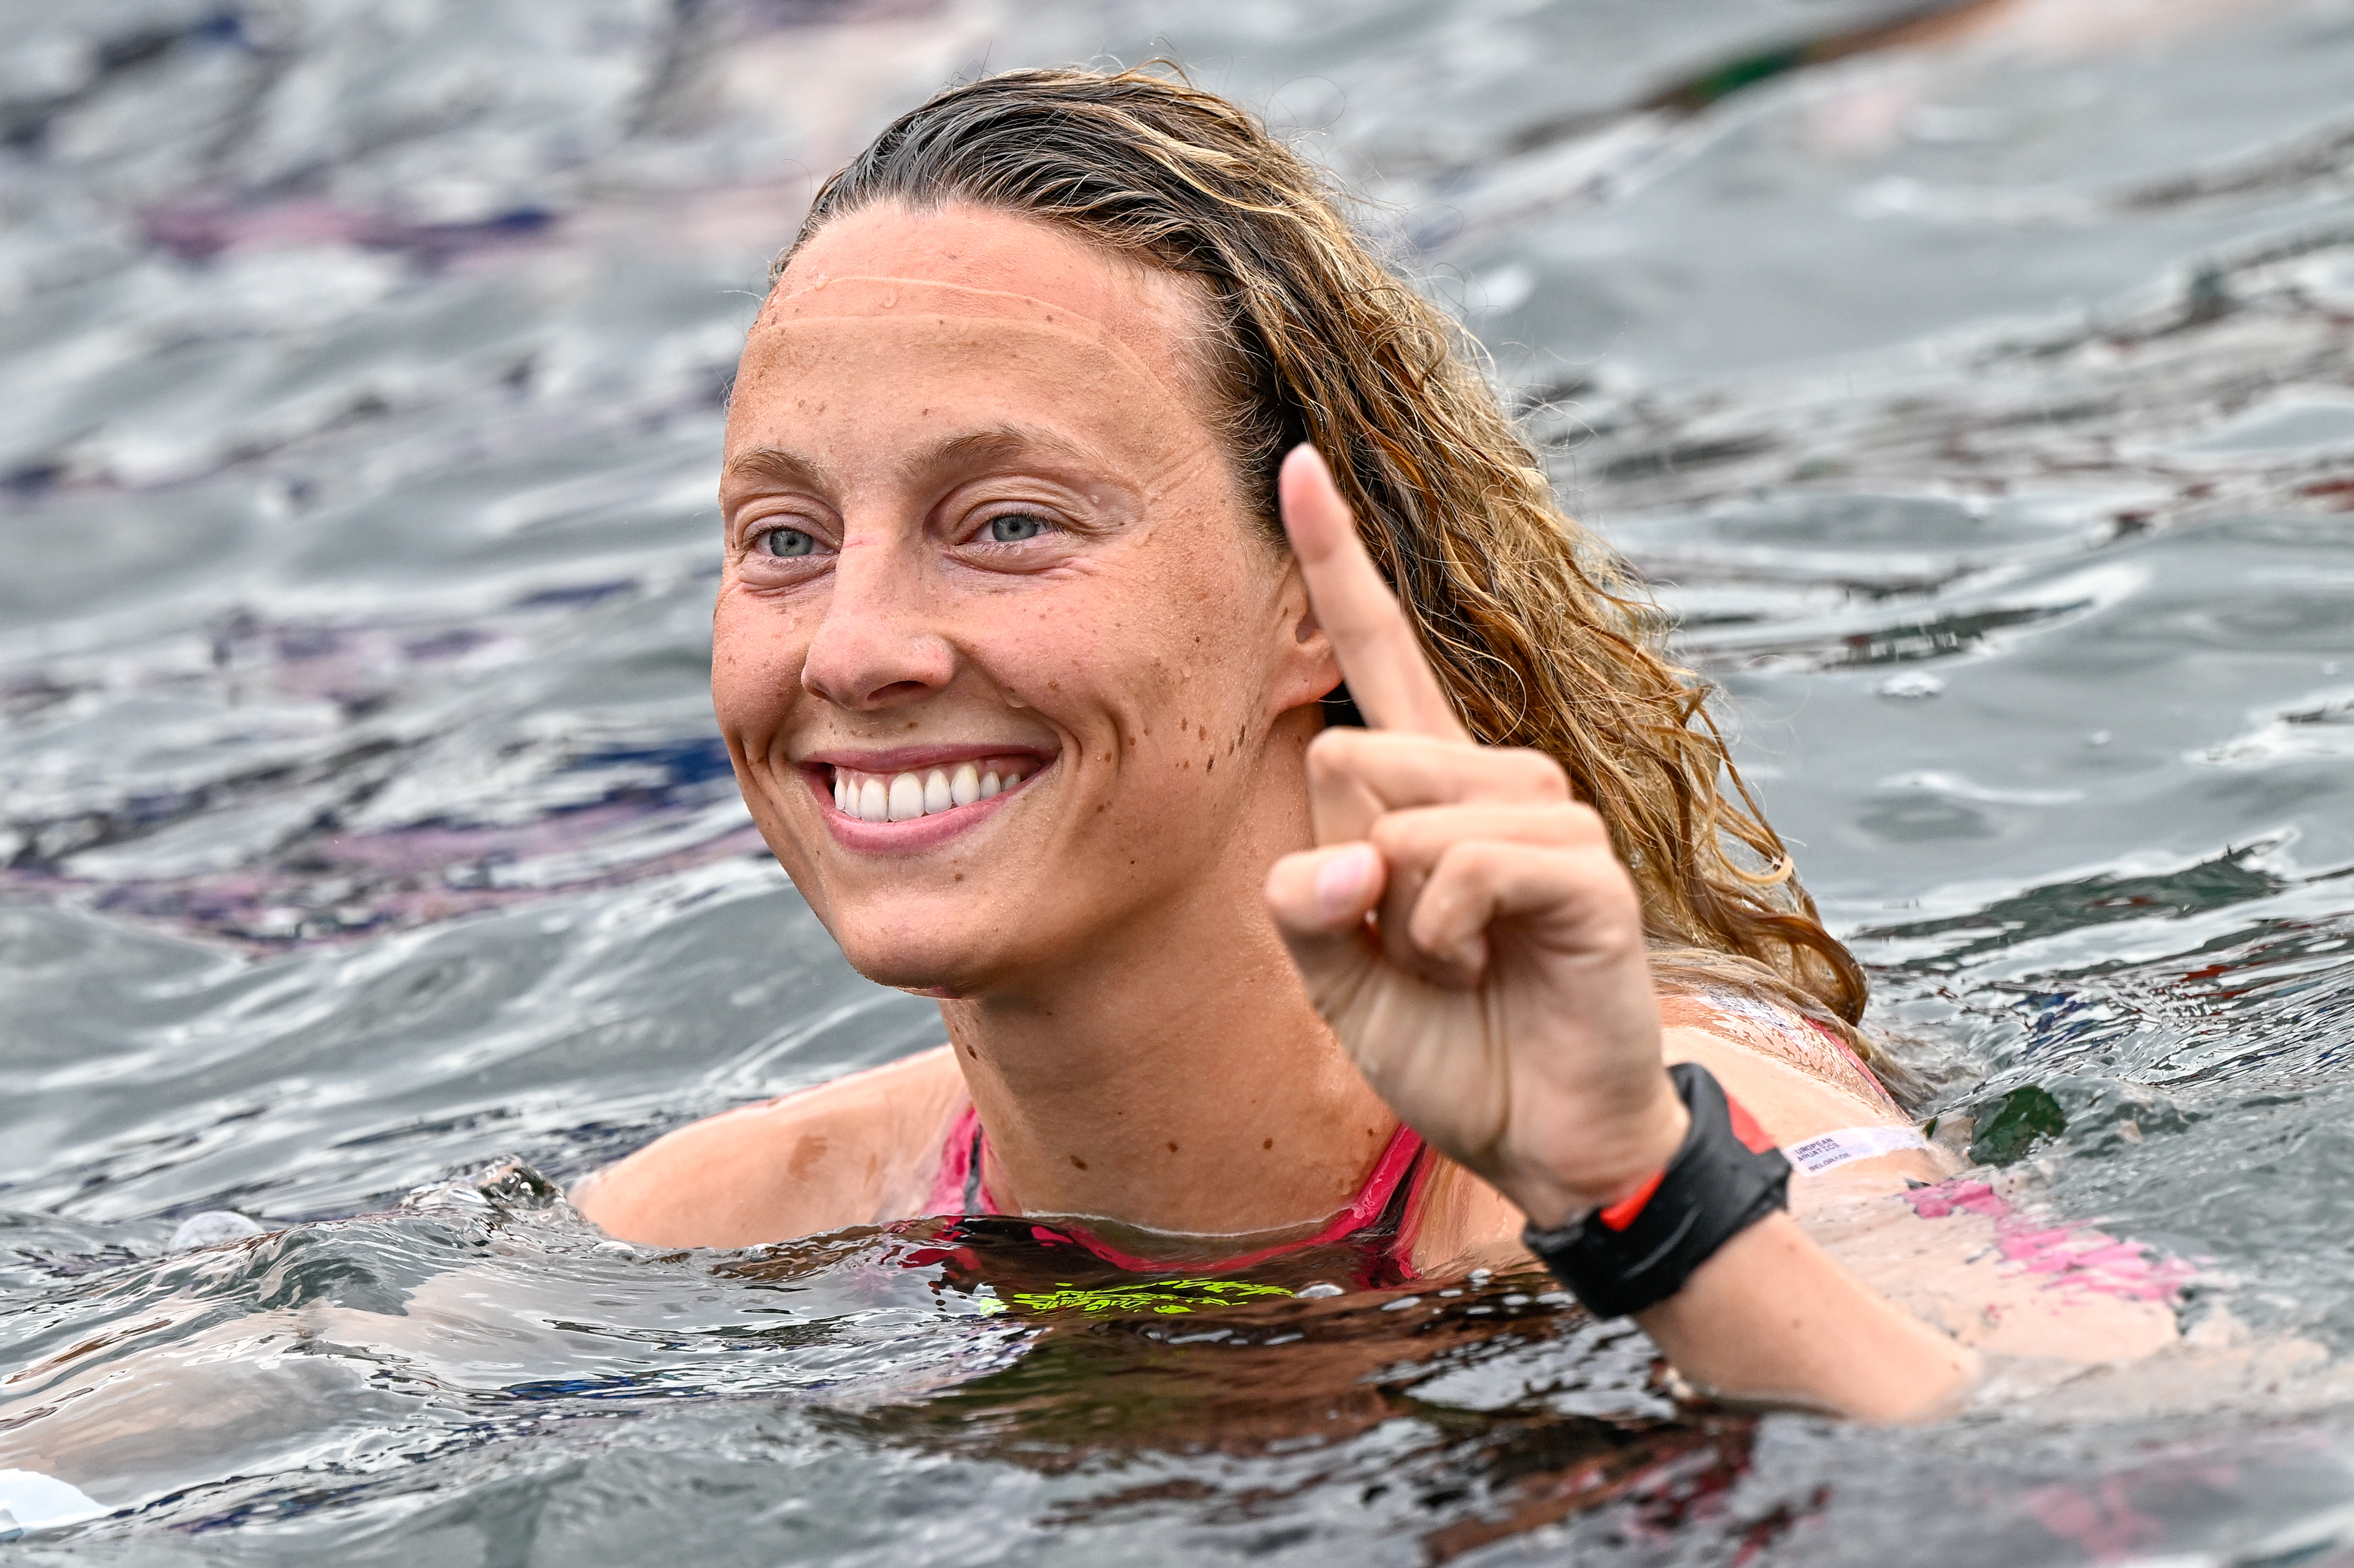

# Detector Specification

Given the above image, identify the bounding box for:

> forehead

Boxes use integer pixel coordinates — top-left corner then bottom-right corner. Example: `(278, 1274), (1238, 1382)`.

(724, 205), (1222, 487)
(776, 202), (1206, 370)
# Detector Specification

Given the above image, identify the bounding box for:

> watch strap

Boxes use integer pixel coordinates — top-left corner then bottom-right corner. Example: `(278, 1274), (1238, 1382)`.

(1521, 1061), (1791, 1319)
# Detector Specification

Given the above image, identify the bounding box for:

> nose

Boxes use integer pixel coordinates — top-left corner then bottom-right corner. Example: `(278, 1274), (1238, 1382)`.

(799, 530), (957, 711)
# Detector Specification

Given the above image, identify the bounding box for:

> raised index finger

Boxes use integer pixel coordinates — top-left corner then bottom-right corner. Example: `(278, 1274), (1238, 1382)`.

(1279, 445), (1470, 742)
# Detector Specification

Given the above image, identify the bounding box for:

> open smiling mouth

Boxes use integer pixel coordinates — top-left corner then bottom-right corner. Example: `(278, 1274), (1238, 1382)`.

(827, 757), (1043, 824)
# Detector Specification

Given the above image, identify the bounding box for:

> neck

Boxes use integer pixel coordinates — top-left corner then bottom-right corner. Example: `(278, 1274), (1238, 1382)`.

(942, 801), (1396, 1238)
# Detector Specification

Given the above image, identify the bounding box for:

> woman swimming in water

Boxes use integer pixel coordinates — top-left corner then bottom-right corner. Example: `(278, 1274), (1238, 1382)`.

(576, 65), (2176, 1420)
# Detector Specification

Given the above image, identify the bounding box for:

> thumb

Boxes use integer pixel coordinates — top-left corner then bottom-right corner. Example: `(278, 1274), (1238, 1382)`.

(1265, 841), (1387, 986)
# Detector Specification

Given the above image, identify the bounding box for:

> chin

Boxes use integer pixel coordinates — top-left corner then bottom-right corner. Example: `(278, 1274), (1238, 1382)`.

(823, 903), (1024, 998)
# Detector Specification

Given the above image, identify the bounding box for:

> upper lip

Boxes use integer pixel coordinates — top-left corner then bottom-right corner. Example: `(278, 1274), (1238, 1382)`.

(798, 742), (1055, 774)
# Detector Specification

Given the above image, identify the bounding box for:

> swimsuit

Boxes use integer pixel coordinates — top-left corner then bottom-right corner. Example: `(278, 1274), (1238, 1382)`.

(923, 1102), (1432, 1277)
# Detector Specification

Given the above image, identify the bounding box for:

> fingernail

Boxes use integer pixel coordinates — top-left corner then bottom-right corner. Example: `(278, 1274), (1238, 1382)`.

(1314, 844), (1378, 922)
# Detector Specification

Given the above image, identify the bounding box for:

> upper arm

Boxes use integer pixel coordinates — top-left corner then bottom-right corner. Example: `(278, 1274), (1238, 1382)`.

(574, 1046), (964, 1249)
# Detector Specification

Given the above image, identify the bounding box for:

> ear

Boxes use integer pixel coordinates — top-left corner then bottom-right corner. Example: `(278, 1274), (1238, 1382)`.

(1268, 550), (1344, 719)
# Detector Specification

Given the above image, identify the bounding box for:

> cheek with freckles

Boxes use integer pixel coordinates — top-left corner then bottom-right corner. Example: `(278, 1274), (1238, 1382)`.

(710, 591), (837, 884)
(710, 597), (802, 774)
(1006, 521), (1291, 869)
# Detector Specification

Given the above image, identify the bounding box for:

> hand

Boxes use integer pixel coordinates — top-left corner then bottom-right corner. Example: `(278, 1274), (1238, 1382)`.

(1262, 447), (1689, 1229)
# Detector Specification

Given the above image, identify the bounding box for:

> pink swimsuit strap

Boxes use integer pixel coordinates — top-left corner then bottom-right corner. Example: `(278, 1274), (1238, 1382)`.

(924, 1103), (1431, 1275)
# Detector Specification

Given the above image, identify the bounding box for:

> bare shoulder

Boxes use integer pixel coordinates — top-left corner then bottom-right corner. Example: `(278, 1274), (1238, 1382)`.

(1405, 1156), (1538, 1278)
(1661, 1022), (1943, 1179)
(1660, 990), (1897, 1117)
(574, 1045), (967, 1249)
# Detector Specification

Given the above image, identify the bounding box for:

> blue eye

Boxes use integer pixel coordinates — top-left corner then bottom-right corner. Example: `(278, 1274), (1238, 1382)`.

(761, 527), (814, 558)
(987, 514), (1049, 542)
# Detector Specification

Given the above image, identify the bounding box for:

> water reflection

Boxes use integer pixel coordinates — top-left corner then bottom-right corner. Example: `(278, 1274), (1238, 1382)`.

(4, 0), (2353, 1561)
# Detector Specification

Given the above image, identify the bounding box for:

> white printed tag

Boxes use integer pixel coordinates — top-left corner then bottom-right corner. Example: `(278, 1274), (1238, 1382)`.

(1785, 1125), (1931, 1177)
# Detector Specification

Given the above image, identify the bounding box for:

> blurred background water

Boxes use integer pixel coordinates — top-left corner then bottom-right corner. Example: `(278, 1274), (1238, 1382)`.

(2, 0), (2353, 1562)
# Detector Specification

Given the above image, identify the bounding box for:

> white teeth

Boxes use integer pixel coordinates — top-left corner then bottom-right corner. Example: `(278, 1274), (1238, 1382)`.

(887, 774), (923, 821)
(833, 762), (1029, 823)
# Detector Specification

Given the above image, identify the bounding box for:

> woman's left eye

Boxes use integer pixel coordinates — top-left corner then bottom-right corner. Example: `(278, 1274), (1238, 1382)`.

(985, 513), (1050, 543)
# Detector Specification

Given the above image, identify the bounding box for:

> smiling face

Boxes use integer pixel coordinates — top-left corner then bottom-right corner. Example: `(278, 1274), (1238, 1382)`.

(714, 203), (1339, 997)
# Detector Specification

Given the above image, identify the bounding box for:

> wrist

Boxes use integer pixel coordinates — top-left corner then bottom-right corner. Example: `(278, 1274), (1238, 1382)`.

(1518, 1063), (1793, 1320)
(1503, 1076), (1691, 1232)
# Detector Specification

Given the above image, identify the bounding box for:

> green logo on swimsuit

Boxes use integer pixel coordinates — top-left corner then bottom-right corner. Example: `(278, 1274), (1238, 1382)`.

(1006, 1277), (1298, 1315)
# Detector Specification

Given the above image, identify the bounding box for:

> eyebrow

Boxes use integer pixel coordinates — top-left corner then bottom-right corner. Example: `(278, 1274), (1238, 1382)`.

(919, 425), (1098, 477)
(723, 446), (836, 491)
(722, 427), (1105, 495)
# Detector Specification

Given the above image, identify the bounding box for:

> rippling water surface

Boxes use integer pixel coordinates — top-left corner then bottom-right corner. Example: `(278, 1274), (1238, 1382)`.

(5, 1), (2354, 1562)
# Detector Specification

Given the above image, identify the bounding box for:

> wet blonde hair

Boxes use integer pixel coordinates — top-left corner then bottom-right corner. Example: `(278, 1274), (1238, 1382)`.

(775, 65), (1871, 1036)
